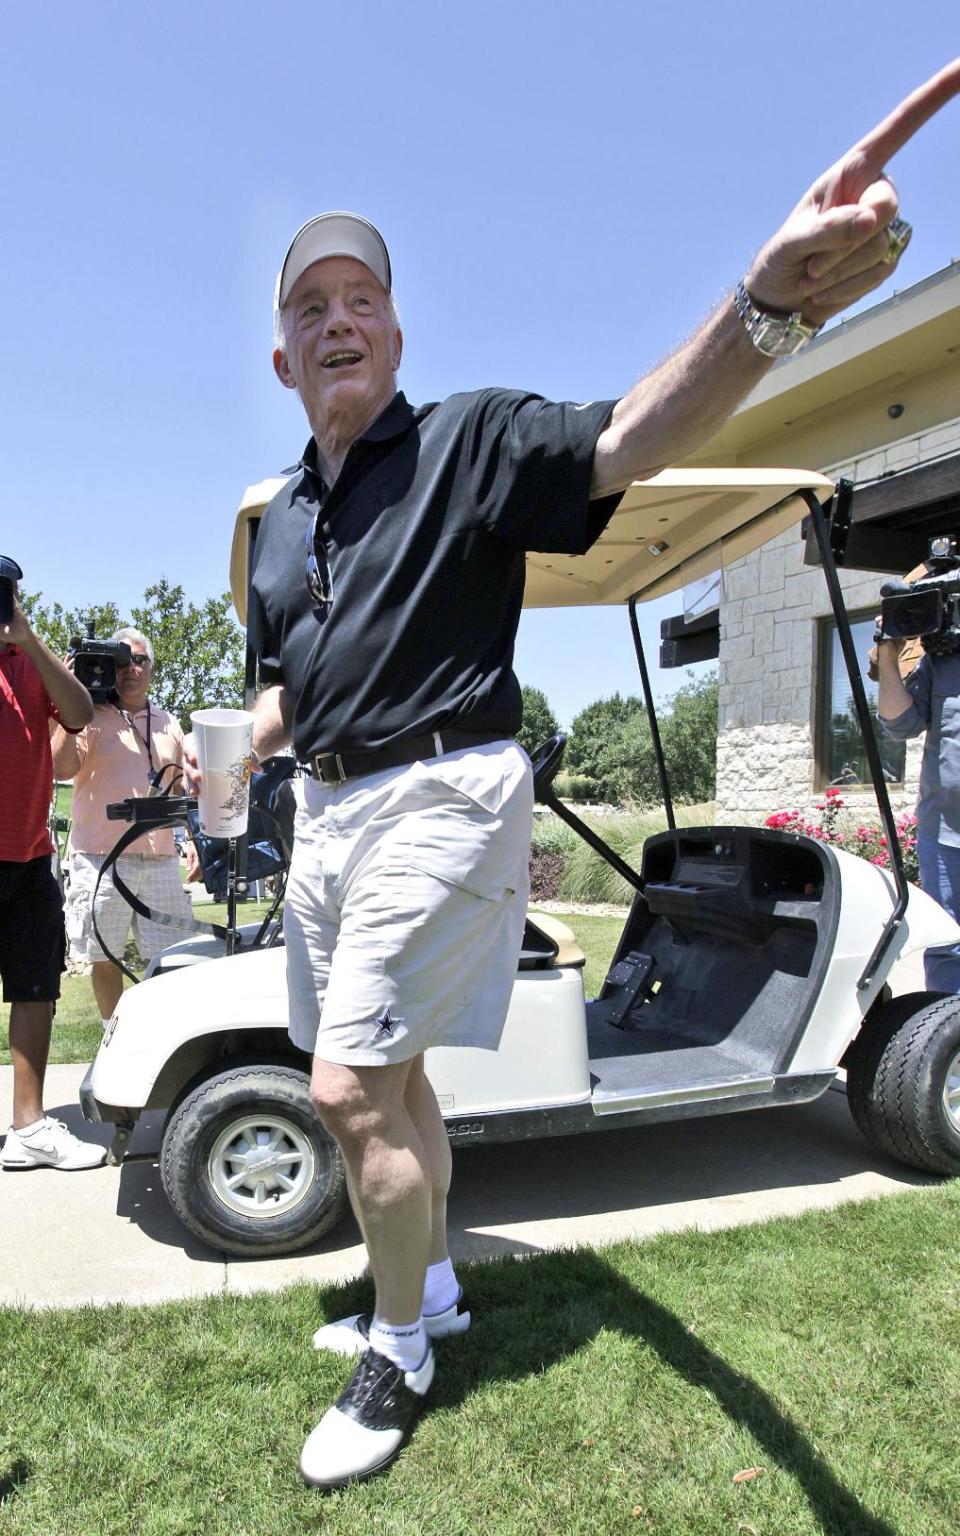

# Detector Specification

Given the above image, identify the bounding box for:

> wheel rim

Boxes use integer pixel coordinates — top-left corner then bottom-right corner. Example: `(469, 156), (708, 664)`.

(943, 1048), (960, 1133)
(208, 1113), (320, 1220)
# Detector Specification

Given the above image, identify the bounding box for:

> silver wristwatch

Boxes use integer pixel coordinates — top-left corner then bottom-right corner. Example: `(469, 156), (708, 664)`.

(733, 280), (821, 358)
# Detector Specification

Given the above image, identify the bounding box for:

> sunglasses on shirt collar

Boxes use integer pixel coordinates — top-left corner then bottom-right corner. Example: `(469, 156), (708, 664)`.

(305, 509), (334, 610)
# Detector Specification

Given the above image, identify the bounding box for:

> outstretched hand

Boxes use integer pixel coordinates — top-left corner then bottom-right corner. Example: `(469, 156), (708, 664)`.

(746, 58), (960, 325)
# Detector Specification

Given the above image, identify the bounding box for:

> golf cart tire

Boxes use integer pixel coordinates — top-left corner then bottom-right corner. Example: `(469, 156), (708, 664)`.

(846, 992), (960, 1175)
(161, 1064), (348, 1256)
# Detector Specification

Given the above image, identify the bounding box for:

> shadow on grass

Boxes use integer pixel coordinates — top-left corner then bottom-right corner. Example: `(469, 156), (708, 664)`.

(417, 1246), (898, 1536)
(0, 1458), (31, 1508)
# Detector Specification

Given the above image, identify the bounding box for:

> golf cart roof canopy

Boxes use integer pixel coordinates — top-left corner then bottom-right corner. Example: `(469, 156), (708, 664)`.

(229, 467), (835, 623)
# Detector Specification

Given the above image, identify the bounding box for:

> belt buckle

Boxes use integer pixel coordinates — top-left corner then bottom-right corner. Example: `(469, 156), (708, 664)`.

(316, 752), (348, 784)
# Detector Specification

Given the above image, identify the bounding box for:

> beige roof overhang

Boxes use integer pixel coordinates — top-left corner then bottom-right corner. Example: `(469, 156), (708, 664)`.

(229, 467), (834, 622)
(523, 467), (834, 608)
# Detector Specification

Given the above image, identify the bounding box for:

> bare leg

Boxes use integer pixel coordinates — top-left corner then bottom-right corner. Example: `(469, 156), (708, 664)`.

(8, 1001), (52, 1128)
(404, 1056), (452, 1267)
(311, 1055), (430, 1325)
(91, 960), (124, 1019)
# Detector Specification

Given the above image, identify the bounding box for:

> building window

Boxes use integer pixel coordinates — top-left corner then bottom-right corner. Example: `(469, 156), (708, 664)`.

(817, 609), (906, 789)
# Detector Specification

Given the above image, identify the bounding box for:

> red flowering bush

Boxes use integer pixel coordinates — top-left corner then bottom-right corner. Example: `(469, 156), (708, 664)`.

(764, 788), (918, 883)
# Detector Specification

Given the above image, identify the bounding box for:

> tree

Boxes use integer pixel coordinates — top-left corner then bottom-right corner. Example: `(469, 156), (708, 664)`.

(22, 580), (246, 730)
(595, 708), (658, 804)
(660, 671), (719, 803)
(516, 684), (560, 756)
(130, 580), (245, 729)
(21, 594), (123, 657)
(566, 692), (643, 795)
(576, 672), (719, 805)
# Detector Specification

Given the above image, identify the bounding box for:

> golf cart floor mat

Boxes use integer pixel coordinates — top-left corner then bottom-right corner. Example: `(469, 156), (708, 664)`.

(587, 826), (840, 1086)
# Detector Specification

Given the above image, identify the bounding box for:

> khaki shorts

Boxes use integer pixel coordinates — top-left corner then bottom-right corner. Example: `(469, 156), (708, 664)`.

(283, 741), (533, 1064)
(66, 851), (197, 964)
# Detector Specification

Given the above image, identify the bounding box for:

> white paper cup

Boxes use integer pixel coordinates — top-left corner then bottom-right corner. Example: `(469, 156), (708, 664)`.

(190, 707), (255, 838)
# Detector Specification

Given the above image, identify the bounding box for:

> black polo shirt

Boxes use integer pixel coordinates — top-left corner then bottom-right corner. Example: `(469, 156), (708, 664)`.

(249, 388), (622, 759)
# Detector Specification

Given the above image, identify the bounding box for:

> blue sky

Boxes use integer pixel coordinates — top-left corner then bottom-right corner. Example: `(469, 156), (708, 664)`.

(2, 2), (957, 727)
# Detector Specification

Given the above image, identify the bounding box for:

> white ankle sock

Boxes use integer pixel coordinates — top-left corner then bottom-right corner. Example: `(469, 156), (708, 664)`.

(422, 1258), (459, 1316)
(101, 1017), (112, 1030)
(367, 1316), (428, 1372)
(13, 1118), (45, 1137)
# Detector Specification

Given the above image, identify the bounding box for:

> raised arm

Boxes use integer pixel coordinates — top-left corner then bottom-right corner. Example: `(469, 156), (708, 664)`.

(2, 595), (94, 734)
(592, 59), (960, 496)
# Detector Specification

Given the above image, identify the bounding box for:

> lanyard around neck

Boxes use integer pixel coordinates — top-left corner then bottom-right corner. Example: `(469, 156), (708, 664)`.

(118, 700), (156, 776)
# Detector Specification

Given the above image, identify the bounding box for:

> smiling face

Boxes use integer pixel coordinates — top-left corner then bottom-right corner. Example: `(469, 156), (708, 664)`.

(273, 255), (402, 454)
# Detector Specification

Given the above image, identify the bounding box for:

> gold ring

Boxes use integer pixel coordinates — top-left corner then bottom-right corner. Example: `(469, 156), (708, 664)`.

(883, 216), (912, 265)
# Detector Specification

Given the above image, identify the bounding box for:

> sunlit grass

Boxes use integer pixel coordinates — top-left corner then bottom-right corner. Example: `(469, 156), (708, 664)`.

(0, 1186), (956, 1534)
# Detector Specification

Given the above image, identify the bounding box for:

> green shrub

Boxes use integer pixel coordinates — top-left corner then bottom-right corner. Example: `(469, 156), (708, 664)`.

(553, 772), (600, 802)
(529, 813), (578, 858)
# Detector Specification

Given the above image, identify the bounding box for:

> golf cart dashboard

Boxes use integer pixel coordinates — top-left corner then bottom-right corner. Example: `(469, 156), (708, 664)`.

(641, 829), (827, 943)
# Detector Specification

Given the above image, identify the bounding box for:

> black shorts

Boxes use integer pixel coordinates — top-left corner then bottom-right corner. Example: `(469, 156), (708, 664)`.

(0, 857), (65, 1004)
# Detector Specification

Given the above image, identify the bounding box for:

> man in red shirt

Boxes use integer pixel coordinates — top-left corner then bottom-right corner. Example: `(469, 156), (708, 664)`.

(0, 558), (106, 1170)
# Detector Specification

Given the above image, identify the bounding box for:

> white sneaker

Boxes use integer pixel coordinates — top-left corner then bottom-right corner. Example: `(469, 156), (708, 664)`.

(2, 1118), (107, 1171)
(312, 1291), (471, 1356)
(300, 1346), (434, 1488)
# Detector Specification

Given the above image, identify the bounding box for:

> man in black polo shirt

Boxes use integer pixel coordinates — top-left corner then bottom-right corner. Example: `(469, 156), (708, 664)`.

(241, 65), (959, 1489)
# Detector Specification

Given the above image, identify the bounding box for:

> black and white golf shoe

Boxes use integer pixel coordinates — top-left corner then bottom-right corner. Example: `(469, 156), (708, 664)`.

(312, 1291), (471, 1356)
(299, 1346), (434, 1488)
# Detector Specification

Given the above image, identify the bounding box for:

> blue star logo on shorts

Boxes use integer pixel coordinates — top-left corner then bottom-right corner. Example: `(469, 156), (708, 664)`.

(373, 1008), (398, 1043)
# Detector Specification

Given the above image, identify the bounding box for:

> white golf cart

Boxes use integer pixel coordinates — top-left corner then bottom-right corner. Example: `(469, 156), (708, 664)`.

(80, 468), (960, 1256)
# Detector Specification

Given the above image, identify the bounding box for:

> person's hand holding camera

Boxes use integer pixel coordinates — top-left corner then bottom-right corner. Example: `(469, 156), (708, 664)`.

(873, 612), (907, 659)
(0, 563), (94, 731)
(875, 611), (914, 724)
(0, 589), (33, 649)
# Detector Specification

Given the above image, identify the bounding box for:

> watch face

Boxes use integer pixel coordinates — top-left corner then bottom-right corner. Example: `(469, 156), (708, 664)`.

(754, 316), (809, 357)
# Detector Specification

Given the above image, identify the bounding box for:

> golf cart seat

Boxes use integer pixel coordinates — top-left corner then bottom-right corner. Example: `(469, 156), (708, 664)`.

(522, 912), (585, 969)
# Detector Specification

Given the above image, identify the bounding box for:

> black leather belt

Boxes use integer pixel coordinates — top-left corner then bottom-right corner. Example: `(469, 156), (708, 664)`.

(308, 729), (506, 785)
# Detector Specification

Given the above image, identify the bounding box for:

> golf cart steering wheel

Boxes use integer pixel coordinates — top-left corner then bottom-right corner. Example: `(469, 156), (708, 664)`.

(528, 733), (567, 802)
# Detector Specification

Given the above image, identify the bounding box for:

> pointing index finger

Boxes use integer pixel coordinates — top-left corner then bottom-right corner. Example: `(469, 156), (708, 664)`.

(853, 57), (960, 174)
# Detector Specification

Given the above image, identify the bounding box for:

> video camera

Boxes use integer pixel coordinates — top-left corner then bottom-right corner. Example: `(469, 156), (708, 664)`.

(0, 555), (23, 626)
(879, 537), (960, 657)
(68, 623), (132, 704)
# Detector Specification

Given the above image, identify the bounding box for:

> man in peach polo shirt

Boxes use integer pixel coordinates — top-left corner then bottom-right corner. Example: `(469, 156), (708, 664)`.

(51, 627), (196, 1025)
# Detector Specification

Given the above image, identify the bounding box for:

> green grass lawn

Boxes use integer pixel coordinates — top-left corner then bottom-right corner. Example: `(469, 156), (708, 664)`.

(0, 1186), (956, 1535)
(0, 910), (622, 1069)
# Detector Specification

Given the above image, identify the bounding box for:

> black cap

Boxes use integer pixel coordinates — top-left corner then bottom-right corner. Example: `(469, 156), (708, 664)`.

(0, 556), (23, 583)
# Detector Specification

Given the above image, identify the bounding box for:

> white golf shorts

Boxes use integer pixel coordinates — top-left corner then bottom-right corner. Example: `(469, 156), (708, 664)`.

(283, 740), (533, 1064)
(66, 851), (197, 964)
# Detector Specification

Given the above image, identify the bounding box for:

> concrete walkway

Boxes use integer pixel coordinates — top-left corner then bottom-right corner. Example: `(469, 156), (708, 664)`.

(0, 950), (937, 1311)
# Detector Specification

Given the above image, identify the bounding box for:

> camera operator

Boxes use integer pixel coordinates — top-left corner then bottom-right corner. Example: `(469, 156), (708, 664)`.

(877, 609), (960, 991)
(0, 560), (107, 1170)
(51, 628), (197, 1025)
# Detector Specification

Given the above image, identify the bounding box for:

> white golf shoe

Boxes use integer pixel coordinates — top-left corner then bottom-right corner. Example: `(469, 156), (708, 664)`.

(300, 1346), (434, 1488)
